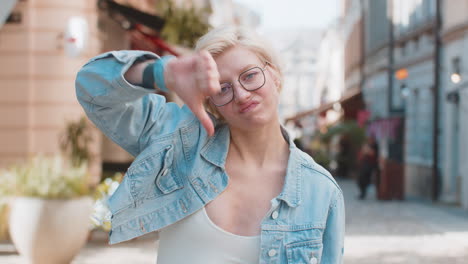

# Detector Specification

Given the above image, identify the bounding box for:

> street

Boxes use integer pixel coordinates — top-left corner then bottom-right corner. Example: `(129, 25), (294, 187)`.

(341, 179), (468, 264)
(1, 179), (467, 264)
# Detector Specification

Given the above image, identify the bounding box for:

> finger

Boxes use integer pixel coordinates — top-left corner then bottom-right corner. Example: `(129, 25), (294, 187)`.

(201, 51), (219, 81)
(193, 105), (215, 137)
(194, 57), (208, 91)
(199, 50), (213, 64)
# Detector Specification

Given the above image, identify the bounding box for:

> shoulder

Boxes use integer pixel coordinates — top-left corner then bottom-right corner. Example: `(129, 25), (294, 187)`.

(293, 148), (343, 197)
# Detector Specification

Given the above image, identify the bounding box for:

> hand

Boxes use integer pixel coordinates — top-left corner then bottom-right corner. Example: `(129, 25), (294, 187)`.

(164, 51), (220, 137)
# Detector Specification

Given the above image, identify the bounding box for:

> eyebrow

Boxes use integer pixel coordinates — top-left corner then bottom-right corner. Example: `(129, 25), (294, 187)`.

(240, 64), (258, 73)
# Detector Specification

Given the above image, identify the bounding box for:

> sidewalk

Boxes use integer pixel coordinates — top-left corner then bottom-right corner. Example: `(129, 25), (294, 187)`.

(341, 179), (468, 264)
(0, 232), (160, 264)
(1, 179), (468, 263)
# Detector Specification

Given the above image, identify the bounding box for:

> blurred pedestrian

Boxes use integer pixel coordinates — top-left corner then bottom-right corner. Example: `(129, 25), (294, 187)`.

(357, 135), (379, 199)
(336, 134), (351, 178)
(76, 26), (345, 263)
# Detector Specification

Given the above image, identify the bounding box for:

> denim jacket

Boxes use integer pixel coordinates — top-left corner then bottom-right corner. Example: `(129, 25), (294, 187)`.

(76, 50), (345, 264)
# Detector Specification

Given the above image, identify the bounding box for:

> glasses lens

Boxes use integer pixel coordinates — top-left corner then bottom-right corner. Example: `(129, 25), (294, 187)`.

(211, 83), (233, 106)
(239, 67), (265, 90)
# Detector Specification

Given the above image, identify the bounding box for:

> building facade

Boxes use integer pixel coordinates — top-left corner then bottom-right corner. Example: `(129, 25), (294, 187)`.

(358, 0), (439, 201)
(362, 0), (390, 120)
(354, 0), (468, 207)
(441, 0), (468, 209)
(360, 0), (406, 200)
(391, 0), (438, 199)
(342, 0), (364, 98)
(0, 0), (102, 184)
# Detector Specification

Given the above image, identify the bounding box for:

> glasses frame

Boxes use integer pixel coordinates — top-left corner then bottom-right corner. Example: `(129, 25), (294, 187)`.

(210, 63), (269, 107)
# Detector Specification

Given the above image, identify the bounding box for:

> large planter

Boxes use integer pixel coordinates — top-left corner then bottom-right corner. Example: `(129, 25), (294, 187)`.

(9, 197), (93, 264)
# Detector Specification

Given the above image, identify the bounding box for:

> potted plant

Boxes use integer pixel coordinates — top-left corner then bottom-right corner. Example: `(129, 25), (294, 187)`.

(0, 116), (96, 264)
(0, 156), (93, 264)
(0, 199), (9, 241)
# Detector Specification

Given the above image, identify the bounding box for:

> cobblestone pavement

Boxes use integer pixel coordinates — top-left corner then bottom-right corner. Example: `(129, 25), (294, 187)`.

(341, 179), (468, 264)
(1, 179), (467, 263)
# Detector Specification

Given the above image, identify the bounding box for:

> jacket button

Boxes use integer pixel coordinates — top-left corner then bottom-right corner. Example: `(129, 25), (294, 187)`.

(309, 256), (318, 264)
(268, 249), (277, 257)
(271, 211), (279, 219)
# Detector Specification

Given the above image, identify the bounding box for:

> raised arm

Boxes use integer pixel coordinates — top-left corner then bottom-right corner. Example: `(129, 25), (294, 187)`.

(75, 50), (219, 157)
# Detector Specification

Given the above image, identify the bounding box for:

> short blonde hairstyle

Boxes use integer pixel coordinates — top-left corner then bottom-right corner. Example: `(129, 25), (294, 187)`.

(195, 26), (283, 121)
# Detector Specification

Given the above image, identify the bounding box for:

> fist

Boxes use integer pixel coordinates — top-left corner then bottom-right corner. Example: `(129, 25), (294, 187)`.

(163, 51), (220, 136)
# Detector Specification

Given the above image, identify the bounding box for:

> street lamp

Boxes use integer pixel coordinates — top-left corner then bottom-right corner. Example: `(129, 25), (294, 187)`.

(447, 57), (464, 103)
(451, 57), (462, 84)
(451, 73), (461, 84)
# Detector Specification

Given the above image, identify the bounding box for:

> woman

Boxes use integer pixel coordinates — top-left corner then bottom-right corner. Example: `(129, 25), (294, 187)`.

(76, 26), (344, 264)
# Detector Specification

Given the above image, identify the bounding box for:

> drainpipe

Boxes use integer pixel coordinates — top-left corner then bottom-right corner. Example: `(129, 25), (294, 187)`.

(388, 0), (394, 114)
(432, 0), (441, 201)
(360, 0), (365, 92)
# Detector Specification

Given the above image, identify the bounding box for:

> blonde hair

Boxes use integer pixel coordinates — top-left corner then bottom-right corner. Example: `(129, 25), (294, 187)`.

(194, 26), (283, 121)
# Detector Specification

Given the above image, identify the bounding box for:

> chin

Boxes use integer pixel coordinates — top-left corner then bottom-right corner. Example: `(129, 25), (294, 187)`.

(235, 115), (277, 130)
(223, 104), (279, 128)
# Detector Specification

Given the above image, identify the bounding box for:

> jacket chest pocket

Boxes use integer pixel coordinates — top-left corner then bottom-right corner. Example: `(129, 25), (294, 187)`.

(128, 145), (183, 201)
(286, 239), (323, 264)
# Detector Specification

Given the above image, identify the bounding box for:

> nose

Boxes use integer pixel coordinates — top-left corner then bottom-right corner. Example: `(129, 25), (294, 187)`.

(233, 83), (252, 104)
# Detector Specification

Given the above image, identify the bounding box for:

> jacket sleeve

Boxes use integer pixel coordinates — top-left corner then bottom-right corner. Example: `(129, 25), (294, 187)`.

(321, 188), (345, 263)
(75, 50), (196, 157)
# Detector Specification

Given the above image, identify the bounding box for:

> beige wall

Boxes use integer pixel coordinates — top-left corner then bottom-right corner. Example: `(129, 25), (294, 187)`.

(443, 0), (468, 32)
(0, 0), (102, 183)
(404, 163), (433, 199)
(344, 18), (363, 80)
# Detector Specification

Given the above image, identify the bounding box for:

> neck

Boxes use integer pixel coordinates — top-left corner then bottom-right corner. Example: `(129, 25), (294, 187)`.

(228, 121), (289, 168)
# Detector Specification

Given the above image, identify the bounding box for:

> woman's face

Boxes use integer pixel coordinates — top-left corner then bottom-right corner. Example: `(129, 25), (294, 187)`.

(212, 45), (281, 130)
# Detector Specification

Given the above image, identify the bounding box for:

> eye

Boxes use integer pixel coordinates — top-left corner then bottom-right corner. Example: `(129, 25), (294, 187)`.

(245, 73), (256, 80)
(218, 83), (232, 95)
(241, 69), (261, 83)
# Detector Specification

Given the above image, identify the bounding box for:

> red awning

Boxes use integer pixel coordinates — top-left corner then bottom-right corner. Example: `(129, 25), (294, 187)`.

(285, 89), (362, 123)
(99, 0), (179, 56)
(130, 25), (179, 56)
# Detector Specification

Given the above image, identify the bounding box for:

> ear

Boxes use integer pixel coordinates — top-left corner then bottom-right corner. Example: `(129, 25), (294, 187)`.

(268, 67), (281, 87)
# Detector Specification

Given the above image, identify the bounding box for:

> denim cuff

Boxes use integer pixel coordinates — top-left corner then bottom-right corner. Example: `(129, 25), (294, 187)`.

(153, 55), (176, 93)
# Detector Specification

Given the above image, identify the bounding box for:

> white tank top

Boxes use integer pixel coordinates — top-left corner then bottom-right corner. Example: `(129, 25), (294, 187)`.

(157, 207), (261, 264)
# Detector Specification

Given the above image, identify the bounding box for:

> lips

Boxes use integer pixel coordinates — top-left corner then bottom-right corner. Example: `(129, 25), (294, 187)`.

(239, 101), (259, 113)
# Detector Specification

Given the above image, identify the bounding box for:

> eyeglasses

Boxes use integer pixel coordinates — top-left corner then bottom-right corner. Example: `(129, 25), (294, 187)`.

(210, 64), (268, 107)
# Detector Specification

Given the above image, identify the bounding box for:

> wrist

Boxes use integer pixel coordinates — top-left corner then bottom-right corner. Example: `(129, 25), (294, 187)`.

(154, 55), (176, 93)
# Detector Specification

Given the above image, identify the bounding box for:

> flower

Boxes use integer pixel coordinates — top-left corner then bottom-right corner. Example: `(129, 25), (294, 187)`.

(90, 173), (122, 231)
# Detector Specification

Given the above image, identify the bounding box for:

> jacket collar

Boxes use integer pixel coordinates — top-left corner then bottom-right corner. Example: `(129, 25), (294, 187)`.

(200, 124), (302, 208)
(200, 124), (230, 168)
(276, 126), (302, 208)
